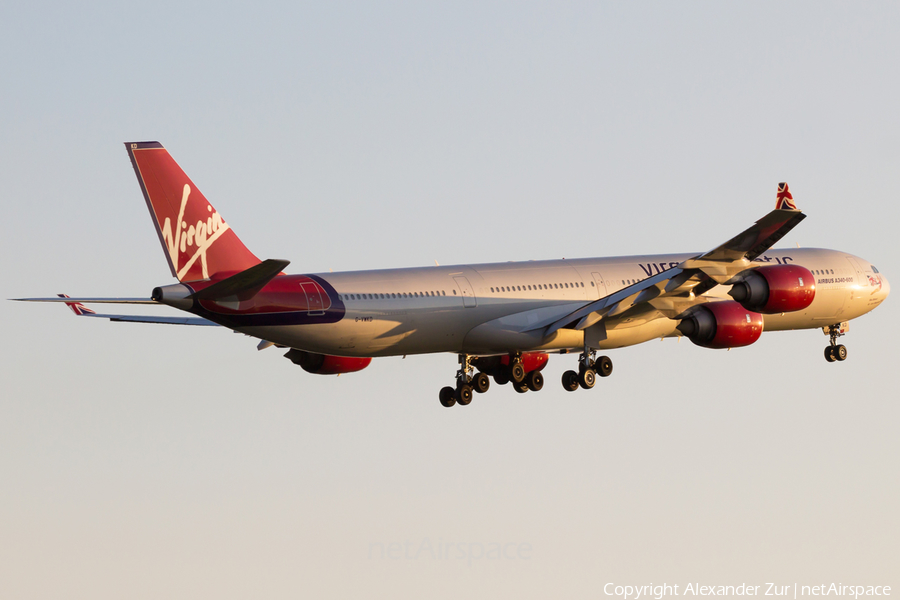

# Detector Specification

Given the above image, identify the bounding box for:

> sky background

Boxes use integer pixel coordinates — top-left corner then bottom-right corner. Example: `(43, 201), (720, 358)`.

(2, 2), (899, 598)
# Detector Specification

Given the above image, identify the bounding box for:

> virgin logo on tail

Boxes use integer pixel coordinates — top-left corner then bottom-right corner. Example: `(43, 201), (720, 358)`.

(161, 184), (230, 280)
(775, 182), (797, 210)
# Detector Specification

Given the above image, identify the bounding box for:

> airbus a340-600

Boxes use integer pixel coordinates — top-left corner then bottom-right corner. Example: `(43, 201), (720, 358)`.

(18, 142), (890, 407)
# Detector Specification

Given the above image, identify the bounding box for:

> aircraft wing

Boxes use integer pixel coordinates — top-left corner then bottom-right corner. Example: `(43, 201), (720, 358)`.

(13, 294), (219, 326)
(536, 200), (805, 337)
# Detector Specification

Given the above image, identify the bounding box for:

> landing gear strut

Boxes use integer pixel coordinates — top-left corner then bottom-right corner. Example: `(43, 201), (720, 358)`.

(562, 348), (613, 392)
(439, 354), (491, 407)
(823, 322), (849, 363)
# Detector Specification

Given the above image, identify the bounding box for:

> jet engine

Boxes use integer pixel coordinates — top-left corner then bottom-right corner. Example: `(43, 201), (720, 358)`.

(677, 301), (764, 349)
(284, 349), (372, 374)
(728, 265), (816, 313)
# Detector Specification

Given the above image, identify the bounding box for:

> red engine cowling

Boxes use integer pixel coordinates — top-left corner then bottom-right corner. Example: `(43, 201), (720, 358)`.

(677, 301), (764, 349)
(472, 351), (549, 376)
(284, 349), (372, 374)
(500, 351), (549, 373)
(728, 265), (816, 313)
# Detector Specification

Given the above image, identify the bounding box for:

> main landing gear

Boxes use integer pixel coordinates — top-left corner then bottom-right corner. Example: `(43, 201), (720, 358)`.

(439, 354), (494, 407)
(561, 349), (613, 392)
(823, 322), (849, 363)
(438, 353), (545, 407)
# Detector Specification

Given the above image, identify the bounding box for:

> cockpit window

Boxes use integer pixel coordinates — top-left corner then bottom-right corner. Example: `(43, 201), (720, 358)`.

(872, 266), (880, 273)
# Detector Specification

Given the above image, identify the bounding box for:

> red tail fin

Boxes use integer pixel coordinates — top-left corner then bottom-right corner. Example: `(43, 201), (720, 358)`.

(125, 142), (260, 282)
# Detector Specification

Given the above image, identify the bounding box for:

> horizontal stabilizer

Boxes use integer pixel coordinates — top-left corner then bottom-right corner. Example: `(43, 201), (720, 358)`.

(190, 259), (290, 302)
(13, 294), (218, 326)
(91, 313), (218, 326)
(13, 297), (158, 304)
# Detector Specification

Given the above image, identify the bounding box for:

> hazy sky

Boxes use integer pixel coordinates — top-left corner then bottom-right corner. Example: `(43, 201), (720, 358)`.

(2, 2), (898, 598)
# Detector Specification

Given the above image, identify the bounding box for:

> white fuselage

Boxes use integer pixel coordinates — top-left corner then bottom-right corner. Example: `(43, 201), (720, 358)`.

(240, 247), (889, 358)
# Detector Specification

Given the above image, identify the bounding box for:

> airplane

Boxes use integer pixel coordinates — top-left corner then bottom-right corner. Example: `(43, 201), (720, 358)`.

(16, 142), (890, 407)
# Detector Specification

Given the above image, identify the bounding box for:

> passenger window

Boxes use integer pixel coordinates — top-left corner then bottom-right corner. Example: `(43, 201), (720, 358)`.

(453, 290), (457, 295)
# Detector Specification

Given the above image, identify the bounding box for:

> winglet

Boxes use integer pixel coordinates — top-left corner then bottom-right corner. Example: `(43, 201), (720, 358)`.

(58, 294), (97, 316)
(775, 182), (797, 210)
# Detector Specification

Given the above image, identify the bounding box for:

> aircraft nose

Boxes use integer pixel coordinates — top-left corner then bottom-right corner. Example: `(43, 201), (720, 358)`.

(881, 273), (890, 300)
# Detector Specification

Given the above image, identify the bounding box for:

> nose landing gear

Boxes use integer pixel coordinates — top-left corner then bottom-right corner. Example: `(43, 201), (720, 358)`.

(823, 322), (849, 363)
(561, 349), (613, 392)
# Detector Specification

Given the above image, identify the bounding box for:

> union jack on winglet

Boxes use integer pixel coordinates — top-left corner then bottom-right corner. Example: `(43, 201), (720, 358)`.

(58, 294), (96, 316)
(775, 182), (797, 210)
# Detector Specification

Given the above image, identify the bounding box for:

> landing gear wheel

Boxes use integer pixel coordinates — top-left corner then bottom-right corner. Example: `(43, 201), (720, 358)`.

(595, 355), (613, 377)
(456, 384), (473, 406)
(824, 346), (835, 362)
(509, 362), (526, 383)
(439, 386), (457, 407)
(578, 368), (596, 390)
(526, 370), (544, 392)
(835, 344), (848, 361)
(472, 372), (491, 394)
(562, 370), (580, 392)
(514, 381), (529, 393)
(493, 370), (509, 385)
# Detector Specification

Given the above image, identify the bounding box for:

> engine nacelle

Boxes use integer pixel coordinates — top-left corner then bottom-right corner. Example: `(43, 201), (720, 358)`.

(284, 349), (372, 375)
(677, 301), (763, 349)
(728, 265), (816, 313)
